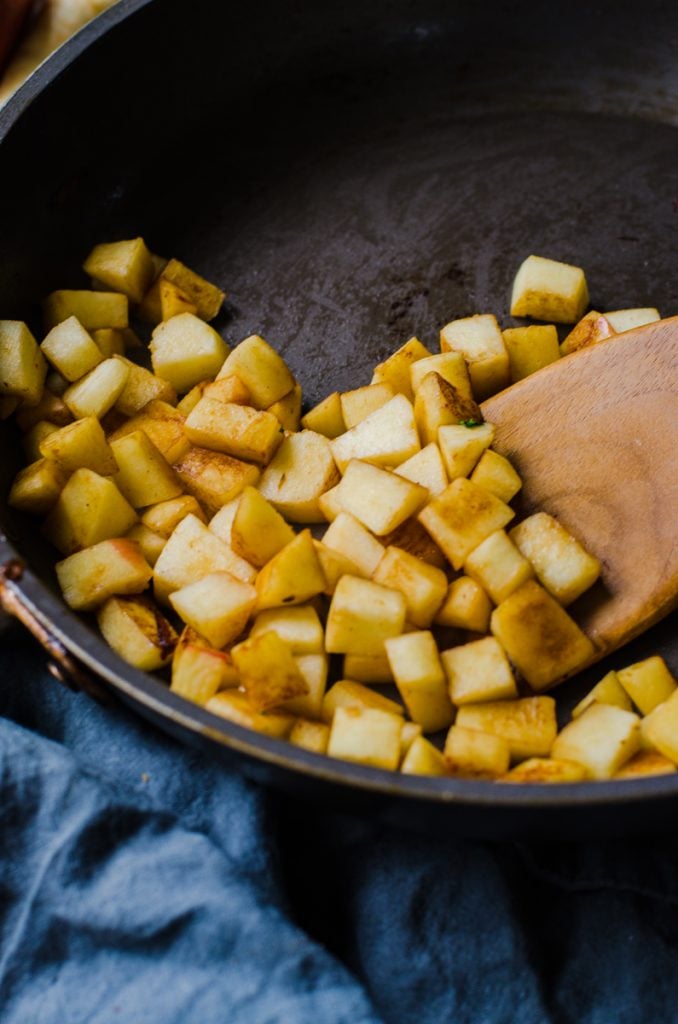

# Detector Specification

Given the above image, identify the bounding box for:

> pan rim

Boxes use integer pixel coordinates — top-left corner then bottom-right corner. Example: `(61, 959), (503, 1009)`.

(0, 0), (677, 816)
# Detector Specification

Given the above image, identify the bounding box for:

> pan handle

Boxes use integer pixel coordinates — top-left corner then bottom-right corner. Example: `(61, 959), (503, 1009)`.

(0, 557), (112, 704)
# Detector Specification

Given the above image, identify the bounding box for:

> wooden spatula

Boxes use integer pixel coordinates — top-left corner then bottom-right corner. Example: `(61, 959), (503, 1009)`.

(481, 317), (678, 668)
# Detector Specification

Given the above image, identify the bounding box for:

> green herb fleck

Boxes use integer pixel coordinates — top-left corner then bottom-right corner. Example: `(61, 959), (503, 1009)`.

(460, 418), (482, 428)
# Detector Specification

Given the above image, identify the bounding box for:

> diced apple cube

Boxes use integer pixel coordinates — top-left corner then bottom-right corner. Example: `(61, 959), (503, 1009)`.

(289, 719), (331, 755)
(43, 468), (137, 554)
(379, 517), (447, 569)
(97, 595), (177, 670)
(442, 635), (517, 705)
(267, 383), (302, 432)
(125, 523), (166, 566)
(439, 314), (510, 400)
(329, 460), (428, 536)
(169, 570), (257, 648)
(39, 415), (118, 475)
(153, 513), (256, 604)
(455, 696), (557, 761)
(401, 736), (448, 776)
(330, 394), (420, 472)
(43, 290), (129, 331)
(172, 446), (260, 515)
(491, 580), (595, 690)
(414, 372), (483, 445)
(63, 357), (130, 419)
(510, 255), (588, 323)
(395, 443), (448, 496)
(217, 334), (294, 408)
(109, 399), (190, 465)
(84, 237), (155, 303)
(257, 430), (340, 523)
(571, 670), (633, 719)
(205, 690), (294, 738)
(16, 389), (72, 431)
(418, 477), (514, 570)
(250, 604), (324, 654)
(615, 750), (677, 779)
(8, 458), (68, 515)
(321, 679), (404, 723)
(444, 725), (510, 777)
(159, 258), (225, 321)
(641, 691), (678, 763)
(313, 540), (363, 595)
(150, 313), (229, 392)
(112, 359), (176, 417)
(138, 278), (198, 324)
(501, 757), (588, 783)
(385, 631), (454, 732)
(502, 324), (560, 381)
(342, 652), (394, 684)
(469, 449), (522, 503)
(141, 494), (206, 537)
(41, 316), (104, 383)
(23, 421), (59, 463)
(617, 656), (677, 715)
(231, 631), (308, 711)
(434, 576), (492, 633)
(300, 391), (346, 438)
(255, 529), (327, 611)
(0, 320), (47, 406)
(56, 538), (152, 611)
(228, 486), (295, 566)
(409, 351), (473, 400)
(604, 308), (660, 333)
(372, 546), (447, 628)
(171, 627), (239, 704)
(325, 574), (406, 655)
(340, 382), (395, 428)
(370, 336), (431, 399)
(328, 706), (403, 771)
(437, 422), (495, 480)
(321, 512), (385, 578)
(560, 311), (615, 355)
(111, 430), (183, 508)
(281, 653), (329, 718)
(185, 398), (283, 465)
(551, 703), (641, 779)
(464, 529), (533, 604)
(509, 512), (601, 606)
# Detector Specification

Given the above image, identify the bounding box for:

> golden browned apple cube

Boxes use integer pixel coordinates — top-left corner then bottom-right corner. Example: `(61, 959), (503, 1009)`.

(153, 512), (256, 604)
(385, 631), (454, 732)
(97, 595), (177, 670)
(141, 494), (206, 537)
(455, 696), (557, 761)
(84, 237), (155, 303)
(379, 517), (447, 569)
(395, 443), (448, 496)
(113, 359), (176, 417)
(41, 316), (104, 382)
(551, 703), (641, 779)
(205, 690), (294, 738)
(43, 468), (137, 554)
(158, 258), (225, 321)
(370, 336), (431, 399)
(343, 652), (394, 684)
(56, 538), (152, 611)
(437, 422), (495, 480)
(327, 706), (403, 771)
(410, 351), (473, 400)
(185, 398), (282, 465)
(571, 670), (633, 719)
(321, 679), (404, 723)
(228, 486), (295, 566)
(418, 477), (514, 570)
(510, 255), (588, 323)
(138, 278), (198, 324)
(0, 320), (47, 405)
(330, 459), (427, 536)
(171, 627), (238, 705)
(400, 721), (423, 756)
(150, 313), (229, 393)
(330, 394), (420, 472)
(217, 334), (295, 408)
(110, 400), (190, 466)
(401, 736), (448, 776)
(39, 416), (118, 475)
(414, 372), (482, 445)
(464, 529), (533, 604)
(444, 725), (510, 778)
(300, 391), (346, 438)
(281, 653), (329, 718)
(267, 383), (302, 432)
(501, 757), (588, 783)
(173, 446), (260, 515)
(502, 324), (560, 381)
(510, 512), (601, 606)
(314, 540), (362, 596)
(372, 546), (447, 628)
(340, 382), (395, 428)
(111, 430), (183, 508)
(44, 290), (129, 331)
(8, 458), (68, 515)
(257, 430), (340, 523)
(604, 307), (660, 332)
(169, 570), (257, 649)
(231, 631), (308, 712)
(560, 311), (615, 355)
(439, 314), (510, 400)
(491, 580), (595, 690)
(617, 656), (677, 715)
(615, 750), (677, 779)
(325, 575), (407, 656)
(255, 529), (327, 611)
(322, 512), (385, 578)
(63, 357), (130, 420)
(469, 449), (522, 503)
(289, 719), (331, 755)
(250, 604), (324, 654)
(434, 576), (492, 633)
(442, 635), (517, 705)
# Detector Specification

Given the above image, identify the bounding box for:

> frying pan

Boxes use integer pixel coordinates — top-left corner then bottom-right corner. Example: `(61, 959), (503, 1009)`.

(1, 0), (677, 839)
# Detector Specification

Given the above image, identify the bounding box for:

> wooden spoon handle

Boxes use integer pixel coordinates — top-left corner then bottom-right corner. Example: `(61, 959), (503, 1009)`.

(482, 317), (678, 661)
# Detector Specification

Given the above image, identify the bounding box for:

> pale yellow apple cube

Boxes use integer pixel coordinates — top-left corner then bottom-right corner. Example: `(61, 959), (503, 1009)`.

(342, 652), (394, 684)
(400, 721), (423, 757)
(464, 529), (534, 604)
(444, 725), (510, 777)
(185, 398), (283, 465)
(491, 580), (595, 690)
(418, 477), (515, 570)
(250, 604), (324, 654)
(125, 523), (166, 566)
(414, 372), (482, 445)
(97, 595), (177, 671)
(227, 486), (295, 566)
(153, 513), (256, 604)
(409, 351), (473, 400)
(328, 706), (403, 770)
(330, 394), (420, 472)
(501, 758), (588, 783)
(43, 468), (137, 554)
(340, 382), (395, 428)
(551, 703), (641, 779)
(169, 571), (256, 649)
(317, 482), (344, 522)
(171, 628), (238, 705)
(111, 430), (183, 508)
(109, 400), (190, 466)
(437, 422), (495, 480)
(372, 546), (447, 628)
(0, 320), (47, 405)
(41, 316), (104, 382)
(56, 538), (152, 611)
(370, 336), (431, 399)
(439, 314), (510, 400)
(282, 653), (329, 718)
(8, 458), (68, 515)
(231, 631), (308, 711)
(502, 324), (560, 381)
(455, 696), (557, 761)
(92, 328), (130, 359)
(44, 290), (129, 331)
(571, 670), (633, 719)
(172, 447), (260, 516)
(442, 635), (517, 705)
(159, 258), (225, 321)
(615, 750), (677, 779)
(395, 443), (448, 496)
(640, 691), (678, 763)
(510, 512), (601, 606)
(510, 255), (588, 323)
(604, 307), (660, 333)
(321, 679), (404, 723)
(313, 540), (363, 595)
(257, 430), (340, 523)
(322, 512), (385, 578)
(255, 529), (327, 611)
(560, 311), (615, 355)
(434, 576), (492, 633)
(113, 359), (176, 417)
(39, 415), (117, 475)
(300, 391), (346, 438)
(401, 736), (448, 776)
(63, 357), (130, 419)
(205, 690), (294, 738)
(141, 495), (206, 538)
(469, 449), (522, 503)
(150, 313), (229, 393)
(617, 656), (677, 715)
(385, 631), (454, 732)
(330, 460), (427, 536)
(84, 237), (155, 303)
(217, 334), (294, 408)
(267, 383), (302, 432)
(289, 719), (331, 755)
(325, 575), (407, 656)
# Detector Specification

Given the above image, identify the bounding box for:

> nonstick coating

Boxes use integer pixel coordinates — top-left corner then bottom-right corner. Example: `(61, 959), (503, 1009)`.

(1, 0), (677, 838)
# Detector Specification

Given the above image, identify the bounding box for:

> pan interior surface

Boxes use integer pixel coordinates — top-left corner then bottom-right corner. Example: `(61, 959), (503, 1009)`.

(0, 0), (677, 832)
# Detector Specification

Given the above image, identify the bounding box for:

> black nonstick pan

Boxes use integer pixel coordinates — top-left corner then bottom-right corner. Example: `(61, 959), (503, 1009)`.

(1, 0), (677, 839)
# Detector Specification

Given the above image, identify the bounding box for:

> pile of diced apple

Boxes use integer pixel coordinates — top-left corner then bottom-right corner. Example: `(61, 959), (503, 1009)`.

(0, 238), (673, 783)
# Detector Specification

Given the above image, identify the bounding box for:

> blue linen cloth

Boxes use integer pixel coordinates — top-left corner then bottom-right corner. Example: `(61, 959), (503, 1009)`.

(2, 622), (678, 1024)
